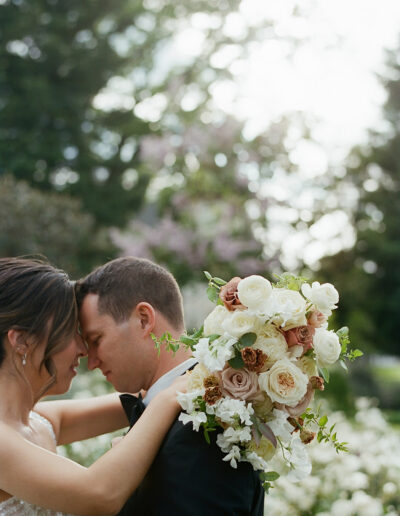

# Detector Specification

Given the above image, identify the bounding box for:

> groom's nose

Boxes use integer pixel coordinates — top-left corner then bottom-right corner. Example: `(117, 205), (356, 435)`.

(87, 347), (100, 370)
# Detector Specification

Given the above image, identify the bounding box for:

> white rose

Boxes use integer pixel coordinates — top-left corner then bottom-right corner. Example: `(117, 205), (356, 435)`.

(253, 324), (288, 370)
(313, 328), (341, 368)
(258, 358), (309, 406)
(301, 282), (339, 313)
(269, 289), (307, 330)
(203, 305), (230, 336)
(222, 310), (258, 338)
(237, 275), (272, 310)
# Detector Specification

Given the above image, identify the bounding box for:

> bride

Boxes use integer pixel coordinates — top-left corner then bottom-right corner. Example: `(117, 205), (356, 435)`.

(0, 257), (186, 515)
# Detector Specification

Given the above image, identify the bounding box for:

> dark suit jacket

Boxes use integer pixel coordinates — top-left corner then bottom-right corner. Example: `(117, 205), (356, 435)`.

(117, 399), (265, 516)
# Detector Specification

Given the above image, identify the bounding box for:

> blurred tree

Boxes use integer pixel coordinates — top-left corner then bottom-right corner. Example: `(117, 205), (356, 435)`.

(0, 175), (115, 277)
(318, 46), (400, 356)
(0, 0), (267, 227)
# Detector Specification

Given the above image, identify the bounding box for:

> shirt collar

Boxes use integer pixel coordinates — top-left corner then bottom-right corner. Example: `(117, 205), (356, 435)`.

(143, 358), (197, 406)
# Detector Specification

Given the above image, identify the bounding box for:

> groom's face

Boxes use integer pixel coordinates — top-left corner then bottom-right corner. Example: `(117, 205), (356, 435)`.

(79, 293), (155, 393)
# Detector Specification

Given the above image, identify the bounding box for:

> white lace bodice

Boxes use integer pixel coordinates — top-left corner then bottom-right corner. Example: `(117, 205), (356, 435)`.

(0, 413), (74, 516)
(0, 496), (73, 516)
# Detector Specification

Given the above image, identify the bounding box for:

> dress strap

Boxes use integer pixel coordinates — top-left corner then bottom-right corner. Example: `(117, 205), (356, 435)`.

(29, 412), (57, 444)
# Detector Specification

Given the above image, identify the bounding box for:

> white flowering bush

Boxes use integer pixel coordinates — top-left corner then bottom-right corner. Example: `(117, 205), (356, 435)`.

(266, 398), (400, 516)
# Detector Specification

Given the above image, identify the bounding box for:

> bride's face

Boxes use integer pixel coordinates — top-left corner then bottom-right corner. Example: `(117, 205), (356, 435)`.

(46, 332), (87, 395)
(26, 331), (87, 397)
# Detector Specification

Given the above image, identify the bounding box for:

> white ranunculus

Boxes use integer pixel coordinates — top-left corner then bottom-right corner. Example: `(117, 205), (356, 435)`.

(313, 328), (341, 368)
(237, 275), (272, 310)
(301, 281), (339, 313)
(192, 336), (235, 372)
(222, 310), (258, 338)
(258, 359), (309, 406)
(203, 305), (230, 336)
(253, 325), (288, 370)
(269, 289), (307, 330)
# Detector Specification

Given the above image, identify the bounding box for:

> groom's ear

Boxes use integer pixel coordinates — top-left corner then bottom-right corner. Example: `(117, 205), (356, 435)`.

(134, 302), (155, 336)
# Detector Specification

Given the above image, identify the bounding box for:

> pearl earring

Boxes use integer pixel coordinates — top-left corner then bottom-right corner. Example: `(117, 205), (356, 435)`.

(22, 353), (27, 366)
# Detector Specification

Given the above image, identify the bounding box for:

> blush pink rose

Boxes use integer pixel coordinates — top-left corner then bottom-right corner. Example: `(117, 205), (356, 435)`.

(220, 366), (260, 401)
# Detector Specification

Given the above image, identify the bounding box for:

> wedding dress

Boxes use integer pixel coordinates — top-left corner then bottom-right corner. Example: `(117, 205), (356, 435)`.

(0, 412), (74, 516)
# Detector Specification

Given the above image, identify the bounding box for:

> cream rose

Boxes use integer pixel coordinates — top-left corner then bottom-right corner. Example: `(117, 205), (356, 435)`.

(297, 355), (318, 378)
(270, 289), (307, 330)
(187, 363), (211, 391)
(301, 282), (339, 313)
(246, 436), (276, 462)
(204, 305), (230, 336)
(258, 358), (309, 406)
(253, 325), (288, 370)
(222, 310), (258, 338)
(313, 328), (341, 368)
(237, 275), (272, 311)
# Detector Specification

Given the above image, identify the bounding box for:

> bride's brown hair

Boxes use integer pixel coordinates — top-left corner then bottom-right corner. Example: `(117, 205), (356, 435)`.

(0, 257), (77, 390)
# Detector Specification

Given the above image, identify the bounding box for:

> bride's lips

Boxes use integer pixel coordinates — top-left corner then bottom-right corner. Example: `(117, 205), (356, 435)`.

(70, 361), (79, 376)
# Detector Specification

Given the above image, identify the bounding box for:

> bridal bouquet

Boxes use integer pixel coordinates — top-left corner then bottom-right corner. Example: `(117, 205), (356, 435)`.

(155, 272), (362, 492)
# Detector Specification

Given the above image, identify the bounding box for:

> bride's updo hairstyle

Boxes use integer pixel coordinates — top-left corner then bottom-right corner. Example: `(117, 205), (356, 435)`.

(0, 257), (77, 389)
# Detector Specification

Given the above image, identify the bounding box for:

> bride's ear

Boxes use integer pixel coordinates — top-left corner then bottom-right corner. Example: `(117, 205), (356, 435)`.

(6, 329), (29, 357)
(135, 302), (155, 336)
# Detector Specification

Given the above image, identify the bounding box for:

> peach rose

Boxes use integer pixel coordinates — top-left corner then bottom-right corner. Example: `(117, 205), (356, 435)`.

(219, 277), (245, 311)
(307, 310), (328, 328)
(284, 325), (315, 353)
(221, 366), (260, 401)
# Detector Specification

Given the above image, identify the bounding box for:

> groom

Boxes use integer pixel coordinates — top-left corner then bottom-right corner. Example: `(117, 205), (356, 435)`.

(76, 256), (264, 516)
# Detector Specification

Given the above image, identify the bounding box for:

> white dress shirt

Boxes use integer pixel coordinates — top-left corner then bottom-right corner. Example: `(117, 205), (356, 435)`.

(143, 358), (197, 406)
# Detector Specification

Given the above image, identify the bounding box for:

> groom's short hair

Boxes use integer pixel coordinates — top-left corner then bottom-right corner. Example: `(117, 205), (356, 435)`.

(75, 257), (184, 329)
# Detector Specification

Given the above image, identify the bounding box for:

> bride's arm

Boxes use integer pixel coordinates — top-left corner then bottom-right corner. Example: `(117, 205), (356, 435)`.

(0, 378), (185, 516)
(35, 393), (130, 444)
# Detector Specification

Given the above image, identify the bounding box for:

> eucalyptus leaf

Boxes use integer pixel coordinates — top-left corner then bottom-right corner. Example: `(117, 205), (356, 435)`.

(228, 354), (245, 369)
(238, 332), (257, 348)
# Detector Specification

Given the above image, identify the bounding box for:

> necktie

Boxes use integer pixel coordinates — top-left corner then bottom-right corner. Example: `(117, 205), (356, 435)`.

(120, 393), (146, 427)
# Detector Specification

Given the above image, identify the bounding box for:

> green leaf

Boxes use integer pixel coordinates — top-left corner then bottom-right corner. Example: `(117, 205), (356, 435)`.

(228, 354), (245, 369)
(180, 336), (196, 346)
(260, 471), (280, 482)
(207, 286), (219, 304)
(192, 326), (204, 339)
(207, 334), (221, 342)
(340, 360), (348, 371)
(319, 367), (330, 383)
(318, 415), (328, 427)
(213, 277), (227, 286)
(204, 271), (212, 280)
(352, 349), (364, 358)
(238, 332), (257, 349)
